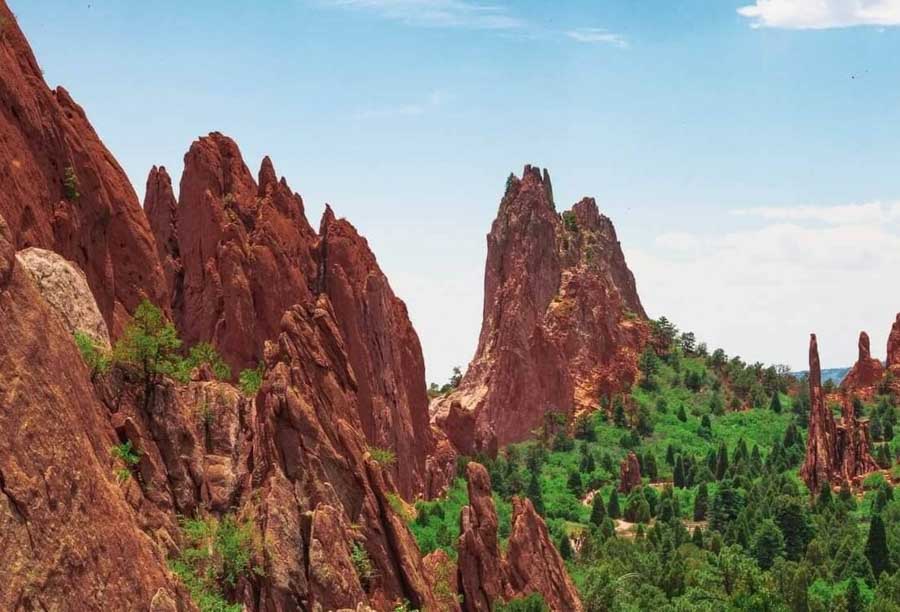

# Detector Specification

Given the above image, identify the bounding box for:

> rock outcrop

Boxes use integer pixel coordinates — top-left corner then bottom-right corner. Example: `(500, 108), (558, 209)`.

(15, 246), (110, 347)
(618, 451), (642, 493)
(457, 462), (582, 612)
(840, 331), (885, 400)
(432, 166), (648, 454)
(0, 213), (192, 611)
(0, 3), (167, 336)
(801, 334), (879, 492)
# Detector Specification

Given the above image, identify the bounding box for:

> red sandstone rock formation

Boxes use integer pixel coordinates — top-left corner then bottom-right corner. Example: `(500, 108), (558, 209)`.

(840, 331), (885, 400)
(888, 314), (900, 369)
(433, 166), (648, 454)
(149, 136), (453, 500)
(801, 334), (879, 492)
(0, 213), (192, 610)
(0, 4), (167, 336)
(618, 451), (642, 493)
(252, 298), (439, 611)
(457, 462), (583, 612)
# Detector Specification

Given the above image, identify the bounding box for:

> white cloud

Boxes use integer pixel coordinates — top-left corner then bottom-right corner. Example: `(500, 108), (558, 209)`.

(565, 27), (628, 48)
(733, 201), (900, 225)
(322, 0), (523, 29)
(738, 0), (900, 29)
(627, 201), (900, 370)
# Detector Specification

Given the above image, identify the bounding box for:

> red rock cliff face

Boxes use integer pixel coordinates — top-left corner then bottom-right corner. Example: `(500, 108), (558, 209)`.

(0, 4), (167, 335)
(433, 166), (648, 454)
(801, 334), (878, 492)
(456, 462), (582, 612)
(150, 135), (453, 500)
(0, 214), (191, 611)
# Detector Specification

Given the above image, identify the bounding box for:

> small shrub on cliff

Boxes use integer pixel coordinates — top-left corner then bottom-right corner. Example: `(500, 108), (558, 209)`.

(184, 342), (231, 381)
(494, 593), (550, 612)
(386, 491), (415, 523)
(351, 542), (376, 587)
(74, 331), (110, 377)
(110, 440), (140, 482)
(238, 363), (265, 395)
(169, 514), (261, 612)
(369, 446), (396, 467)
(63, 166), (80, 200)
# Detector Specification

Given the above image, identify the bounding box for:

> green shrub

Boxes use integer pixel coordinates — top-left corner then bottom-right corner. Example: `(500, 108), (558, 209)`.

(351, 542), (376, 587)
(110, 440), (140, 482)
(74, 331), (110, 376)
(494, 593), (550, 611)
(386, 492), (415, 523)
(63, 166), (80, 200)
(238, 363), (265, 395)
(369, 446), (397, 467)
(184, 342), (231, 381)
(169, 514), (261, 612)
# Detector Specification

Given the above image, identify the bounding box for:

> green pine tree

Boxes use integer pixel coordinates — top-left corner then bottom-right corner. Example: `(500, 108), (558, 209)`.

(751, 519), (785, 570)
(527, 472), (545, 515)
(558, 532), (573, 561)
(674, 455), (686, 488)
(865, 514), (890, 578)
(770, 392), (783, 413)
(607, 490), (621, 519)
(693, 482), (709, 521)
(590, 493), (606, 526)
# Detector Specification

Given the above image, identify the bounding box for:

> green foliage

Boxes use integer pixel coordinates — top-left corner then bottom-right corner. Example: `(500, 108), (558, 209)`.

(113, 299), (184, 384)
(562, 210), (578, 232)
(110, 440), (141, 482)
(494, 593), (549, 612)
(238, 363), (265, 395)
(351, 542), (376, 587)
(63, 165), (80, 200)
(369, 446), (397, 467)
(74, 331), (110, 376)
(185, 342), (231, 381)
(169, 514), (261, 612)
(386, 491), (415, 523)
(864, 514), (890, 578)
(751, 519), (784, 569)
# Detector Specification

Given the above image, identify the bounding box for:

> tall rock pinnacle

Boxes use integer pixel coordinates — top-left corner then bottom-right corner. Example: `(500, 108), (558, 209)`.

(432, 166), (649, 454)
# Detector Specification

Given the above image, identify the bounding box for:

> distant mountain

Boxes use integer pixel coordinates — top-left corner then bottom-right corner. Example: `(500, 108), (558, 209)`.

(793, 367), (850, 384)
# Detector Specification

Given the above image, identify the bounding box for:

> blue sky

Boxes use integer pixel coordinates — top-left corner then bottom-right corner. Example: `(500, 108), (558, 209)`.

(12, 0), (900, 378)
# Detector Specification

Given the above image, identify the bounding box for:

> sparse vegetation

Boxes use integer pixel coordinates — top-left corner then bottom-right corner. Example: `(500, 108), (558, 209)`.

(63, 165), (80, 201)
(238, 362), (265, 395)
(184, 342), (231, 381)
(169, 514), (262, 612)
(562, 210), (578, 233)
(73, 331), (110, 377)
(110, 440), (140, 482)
(350, 542), (376, 588)
(369, 446), (396, 467)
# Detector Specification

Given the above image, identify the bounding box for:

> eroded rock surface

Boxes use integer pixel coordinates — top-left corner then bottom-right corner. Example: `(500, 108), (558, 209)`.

(840, 331), (885, 400)
(433, 166), (648, 454)
(618, 451), (642, 493)
(15, 247), (110, 347)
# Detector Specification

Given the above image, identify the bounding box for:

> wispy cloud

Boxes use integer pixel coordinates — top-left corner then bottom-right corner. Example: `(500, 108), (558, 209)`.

(738, 0), (900, 29)
(322, 0), (524, 30)
(733, 201), (900, 225)
(565, 27), (628, 48)
(352, 89), (447, 120)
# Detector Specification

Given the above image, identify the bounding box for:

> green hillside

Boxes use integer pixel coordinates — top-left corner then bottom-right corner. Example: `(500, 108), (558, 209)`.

(415, 319), (900, 611)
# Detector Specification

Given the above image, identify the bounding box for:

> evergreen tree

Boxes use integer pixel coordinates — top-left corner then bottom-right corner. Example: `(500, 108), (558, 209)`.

(865, 514), (890, 578)
(566, 470), (582, 496)
(644, 452), (658, 480)
(751, 519), (785, 570)
(846, 578), (863, 612)
(674, 455), (686, 489)
(527, 472), (544, 515)
(691, 526), (704, 548)
(770, 391), (783, 413)
(590, 494), (606, 526)
(709, 481), (743, 532)
(693, 482), (709, 521)
(773, 495), (811, 560)
(715, 443), (729, 481)
(558, 532), (573, 561)
(607, 490), (621, 519)
(817, 481), (833, 509)
(613, 398), (627, 428)
(665, 444), (676, 466)
(677, 404), (688, 422)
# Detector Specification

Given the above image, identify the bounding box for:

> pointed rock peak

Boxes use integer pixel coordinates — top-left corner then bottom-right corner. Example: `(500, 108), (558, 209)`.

(888, 313), (900, 368)
(258, 155), (277, 194)
(522, 164), (544, 184)
(542, 168), (554, 206)
(570, 197), (601, 229)
(319, 204), (337, 235)
(858, 331), (872, 361)
(809, 334), (821, 384)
